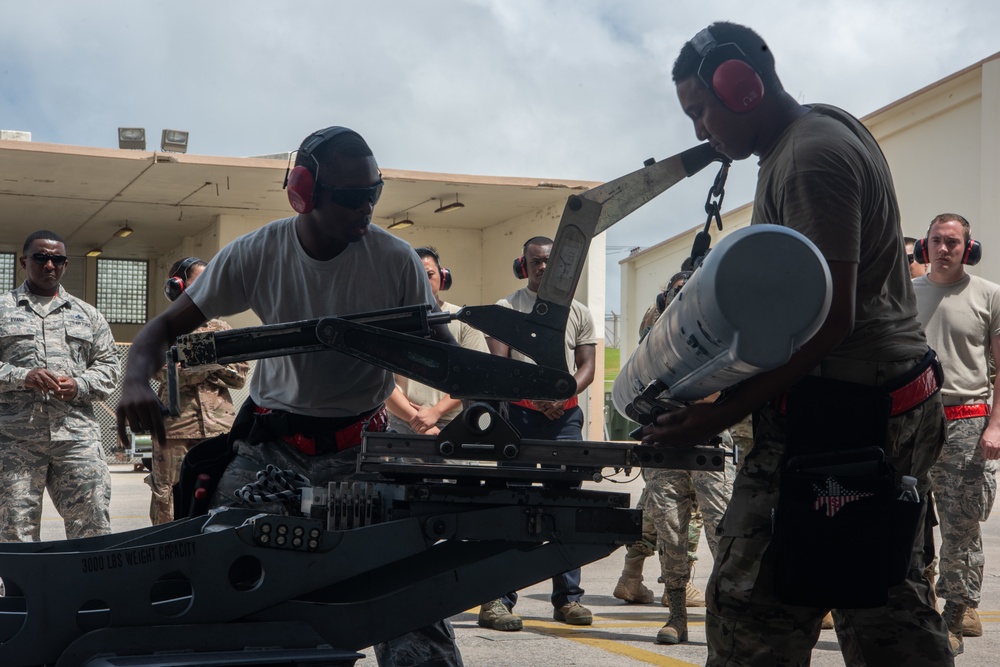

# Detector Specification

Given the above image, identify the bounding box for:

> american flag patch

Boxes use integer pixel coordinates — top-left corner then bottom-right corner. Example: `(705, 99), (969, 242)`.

(811, 477), (874, 517)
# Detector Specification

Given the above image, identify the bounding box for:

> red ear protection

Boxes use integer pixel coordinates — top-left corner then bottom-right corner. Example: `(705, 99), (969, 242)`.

(414, 247), (453, 290)
(283, 126), (355, 214)
(691, 28), (765, 113)
(164, 256), (203, 301)
(439, 267), (453, 291)
(512, 255), (528, 279)
(912, 237), (982, 266)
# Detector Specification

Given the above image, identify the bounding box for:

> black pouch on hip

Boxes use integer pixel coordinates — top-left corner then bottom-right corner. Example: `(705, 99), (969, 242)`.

(773, 446), (896, 608)
(172, 397), (252, 518)
(772, 375), (901, 608)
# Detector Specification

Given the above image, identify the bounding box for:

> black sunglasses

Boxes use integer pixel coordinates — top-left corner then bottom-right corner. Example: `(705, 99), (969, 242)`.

(315, 180), (384, 209)
(907, 253), (915, 265)
(30, 253), (68, 266)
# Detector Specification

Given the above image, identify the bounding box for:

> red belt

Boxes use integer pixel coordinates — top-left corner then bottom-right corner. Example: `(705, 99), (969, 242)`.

(887, 363), (940, 416)
(252, 405), (388, 455)
(512, 396), (579, 411)
(776, 361), (940, 417)
(944, 404), (990, 421)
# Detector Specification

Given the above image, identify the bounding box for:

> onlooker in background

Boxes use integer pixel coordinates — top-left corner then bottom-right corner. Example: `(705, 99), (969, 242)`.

(386, 246), (487, 435)
(149, 257), (248, 524)
(614, 271), (712, 613)
(611, 269), (735, 644)
(913, 213), (1000, 653)
(478, 235), (597, 632)
(906, 236), (930, 279)
(0, 230), (119, 542)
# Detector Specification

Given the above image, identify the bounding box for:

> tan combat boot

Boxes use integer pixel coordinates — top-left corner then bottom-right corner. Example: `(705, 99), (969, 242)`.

(962, 607), (983, 637)
(685, 561), (707, 607)
(656, 588), (688, 644)
(942, 600), (966, 655)
(613, 552), (654, 604)
(661, 562), (707, 608)
(478, 599), (523, 632)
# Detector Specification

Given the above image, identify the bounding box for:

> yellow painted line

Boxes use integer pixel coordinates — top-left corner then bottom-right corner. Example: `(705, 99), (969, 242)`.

(522, 621), (701, 667)
(463, 609), (702, 667)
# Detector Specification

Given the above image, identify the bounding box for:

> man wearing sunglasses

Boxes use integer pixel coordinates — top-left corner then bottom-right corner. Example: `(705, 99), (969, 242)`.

(117, 127), (461, 667)
(0, 230), (120, 542)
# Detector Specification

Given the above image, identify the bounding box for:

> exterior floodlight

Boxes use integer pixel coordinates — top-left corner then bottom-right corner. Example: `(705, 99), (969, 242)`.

(161, 129), (189, 153)
(118, 127), (146, 150)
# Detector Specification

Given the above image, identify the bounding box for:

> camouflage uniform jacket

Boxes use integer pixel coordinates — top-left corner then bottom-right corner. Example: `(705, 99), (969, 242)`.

(155, 319), (248, 439)
(0, 282), (120, 442)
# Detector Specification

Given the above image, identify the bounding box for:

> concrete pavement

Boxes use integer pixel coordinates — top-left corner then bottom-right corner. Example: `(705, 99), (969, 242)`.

(38, 464), (1000, 666)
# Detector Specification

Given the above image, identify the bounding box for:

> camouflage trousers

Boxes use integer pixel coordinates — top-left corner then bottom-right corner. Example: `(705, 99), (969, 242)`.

(146, 437), (200, 525)
(210, 437), (464, 667)
(985, 458), (998, 520)
(641, 430), (735, 589)
(706, 395), (953, 667)
(633, 489), (703, 562)
(928, 415), (989, 608)
(0, 439), (111, 542)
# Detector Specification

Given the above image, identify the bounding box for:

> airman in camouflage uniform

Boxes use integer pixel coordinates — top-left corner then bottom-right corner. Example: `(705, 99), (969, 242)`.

(0, 230), (119, 542)
(913, 213), (1000, 651)
(612, 270), (734, 644)
(148, 257), (248, 524)
(152, 318), (247, 524)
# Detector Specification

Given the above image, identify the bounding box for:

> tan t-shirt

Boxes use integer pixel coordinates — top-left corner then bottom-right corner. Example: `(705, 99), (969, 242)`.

(753, 104), (927, 363)
(913, 273), (1000, 403)
(496, 288), (597, 375)
(393, 300), (490, 423)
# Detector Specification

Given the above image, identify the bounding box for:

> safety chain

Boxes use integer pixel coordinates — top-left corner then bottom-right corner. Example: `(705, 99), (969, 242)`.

(688, 160), (732, 266)
(703, 160), (730, 233)
(235, 464), (313, 506)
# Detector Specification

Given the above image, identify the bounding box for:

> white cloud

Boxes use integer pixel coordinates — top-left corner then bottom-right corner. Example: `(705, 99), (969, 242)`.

(2, 0), (999, 312)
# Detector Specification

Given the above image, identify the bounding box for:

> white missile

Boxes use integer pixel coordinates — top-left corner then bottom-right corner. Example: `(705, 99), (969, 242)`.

(613, 225), (832, 422)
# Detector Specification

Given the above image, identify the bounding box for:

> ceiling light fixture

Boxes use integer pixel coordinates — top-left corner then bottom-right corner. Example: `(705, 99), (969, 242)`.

(114, 222), (134, 238)
(388, 216), (415, 230)
(434, 194), (465, 214)
(86, 247), (103, 257)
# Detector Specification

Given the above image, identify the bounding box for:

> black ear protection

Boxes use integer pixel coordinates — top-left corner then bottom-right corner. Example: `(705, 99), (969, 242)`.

(690, 27), (765, 113)
(912, 237), (982, 266)
(415, 247), (453, 291)
(283, 126), (355, 214)
(164, 257), (203, 301)
(512, 236), (554, 279)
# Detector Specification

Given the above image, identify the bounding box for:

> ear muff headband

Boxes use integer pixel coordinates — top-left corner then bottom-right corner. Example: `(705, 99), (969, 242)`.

(512, 236), (553, 279)
(691, 28), (765, 113)
(415, 247), (454, 290)
(912, 237), (982, 266)
(284, 126), (357, 214)
(164, 256), (203, 301)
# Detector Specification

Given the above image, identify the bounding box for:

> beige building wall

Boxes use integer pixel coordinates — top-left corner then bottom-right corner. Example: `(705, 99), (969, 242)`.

(619, 53), (1000, 365)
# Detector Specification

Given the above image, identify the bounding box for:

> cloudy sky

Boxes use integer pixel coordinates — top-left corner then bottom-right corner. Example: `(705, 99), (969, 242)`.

(3, 0), (999, 314)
